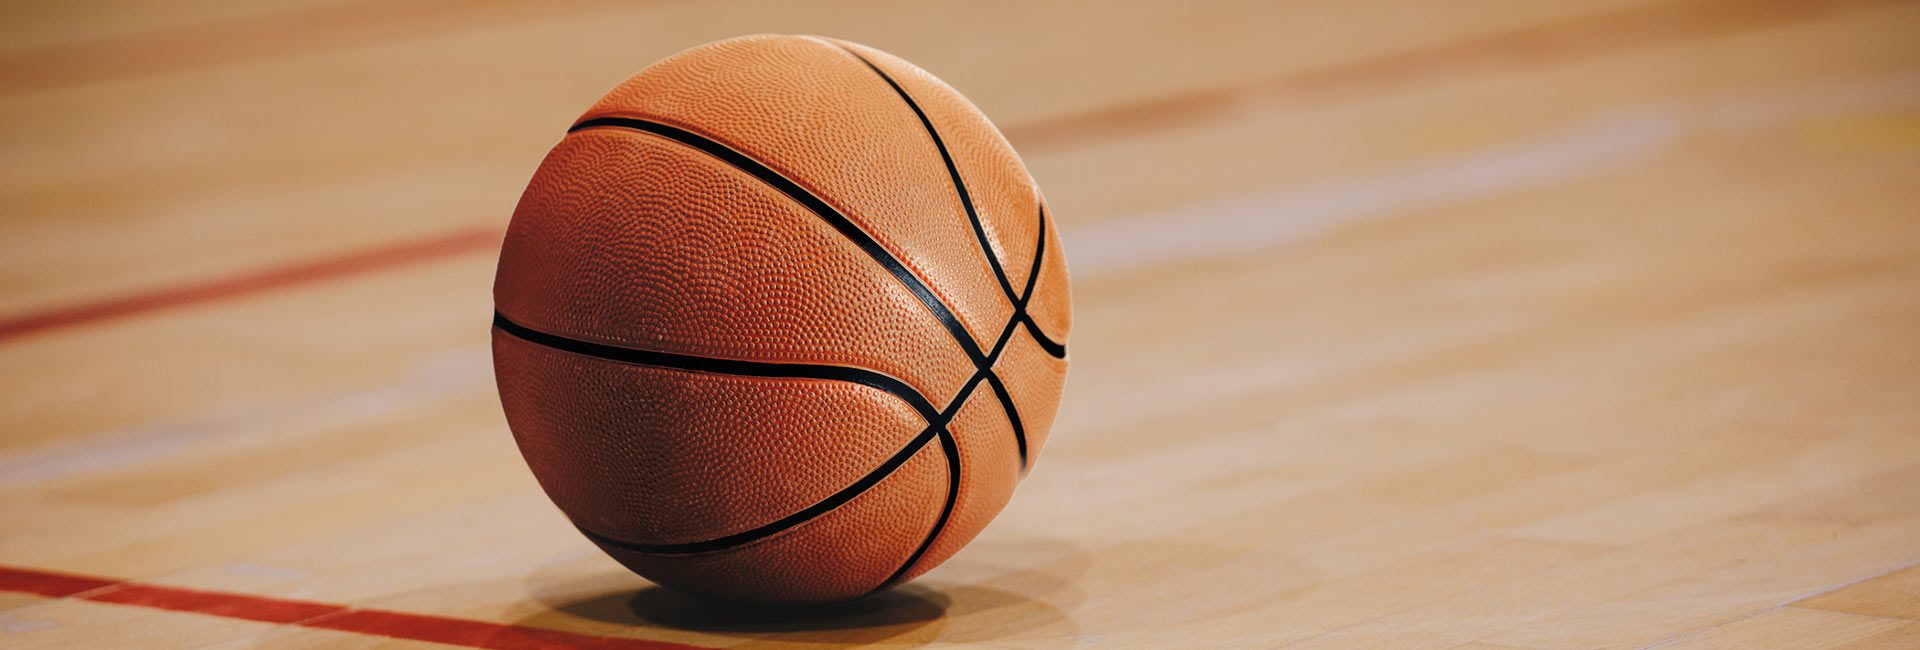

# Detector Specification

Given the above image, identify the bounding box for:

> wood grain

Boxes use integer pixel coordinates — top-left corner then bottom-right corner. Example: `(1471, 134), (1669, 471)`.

(1, 0), (1916, 647)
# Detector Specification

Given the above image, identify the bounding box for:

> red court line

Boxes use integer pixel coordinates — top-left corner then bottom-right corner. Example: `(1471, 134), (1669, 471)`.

(0, 565), (708, 650)
(0, 227), (502, 344)
(0, 566), (119, 597)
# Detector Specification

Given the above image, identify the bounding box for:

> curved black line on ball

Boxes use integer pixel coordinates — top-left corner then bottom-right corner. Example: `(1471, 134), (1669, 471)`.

(841, 44), (1061, 455)
(857, 250), (1035, 593)
(575, 426), (945, 556)
(494, 313), (954, 556)
(835, 44), (1020, 303)
(1019, 207), (1048, 307)
(818, 46), (1070, 590)
(575, 374), (985, 559)
(492, 312), (936, 419)
(876, 425), (963, 591)
(1014, 209), (1068, 359)
(1019, 315), (1068, 359)
(871, 371), (997, 595)
(838, 43), (1068, 367)
(569, 116), (988, 366)
(983, 373), (1029, 472)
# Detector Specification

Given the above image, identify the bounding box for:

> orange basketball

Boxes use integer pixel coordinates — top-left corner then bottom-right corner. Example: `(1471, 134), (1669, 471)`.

(490, 35), (1071, 603)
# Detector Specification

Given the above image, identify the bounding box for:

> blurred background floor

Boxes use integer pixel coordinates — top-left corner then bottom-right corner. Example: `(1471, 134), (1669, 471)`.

(2, 0), (1919, 647)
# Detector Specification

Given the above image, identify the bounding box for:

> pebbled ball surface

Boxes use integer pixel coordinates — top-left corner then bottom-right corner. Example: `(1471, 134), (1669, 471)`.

(492, 34), (1071, 603)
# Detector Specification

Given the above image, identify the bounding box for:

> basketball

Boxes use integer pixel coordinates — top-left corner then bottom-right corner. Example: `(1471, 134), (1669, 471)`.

(489, 35), (1071, 603)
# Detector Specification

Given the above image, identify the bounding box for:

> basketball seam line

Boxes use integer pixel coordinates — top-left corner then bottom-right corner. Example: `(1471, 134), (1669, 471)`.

(836, 45), (1020, 303)
(983, 373), (1028, 470)
(830, 42), (1037, 474)
(867, 211), (1052, 593)
(830, 43), (1060, 592)
(568, 116), (989, 367)
(490, 313), (937, 418)
(829, 43), (1069, 359)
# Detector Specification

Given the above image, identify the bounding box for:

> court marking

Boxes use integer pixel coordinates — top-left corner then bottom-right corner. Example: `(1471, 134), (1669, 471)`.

(0, 564), (708, 650)
(0, 227), (499, 344)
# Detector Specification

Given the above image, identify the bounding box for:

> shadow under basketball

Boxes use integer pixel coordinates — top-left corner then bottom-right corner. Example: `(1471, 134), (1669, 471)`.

(627, 584), (949, 633)
(534, 584), (950, 646)
(517, 535), (1086, 645)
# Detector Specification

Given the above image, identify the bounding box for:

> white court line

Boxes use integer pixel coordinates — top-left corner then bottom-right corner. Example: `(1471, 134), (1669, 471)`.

(4, 71), (1918, 486)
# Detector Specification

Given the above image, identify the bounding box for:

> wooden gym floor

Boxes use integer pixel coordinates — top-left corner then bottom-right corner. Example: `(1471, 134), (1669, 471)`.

(3, 1), (1919, 647)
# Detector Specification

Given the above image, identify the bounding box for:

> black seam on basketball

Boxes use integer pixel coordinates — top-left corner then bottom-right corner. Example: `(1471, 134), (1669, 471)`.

(986, 306), (1024, 362)
(569, 116), (988, 366)
(858, 314), (1028, 595)
(856, 210), (1055, 591)
(833, 45), (1020, 303)
(831, 45), (1061, 589)
(492, 312), (936, 418)
(575, 425), (943, 556)
(985, 215), (1056, 474)
(878, 426), (962, 590)
(831, 43), (1067, 362)
(984, 373), (1029, 472)
(578, 371), (990, 558)
(1019, 207), (1047, 308)
(1015, 208), (1067, 359)
(1020, 314), (1068, 359)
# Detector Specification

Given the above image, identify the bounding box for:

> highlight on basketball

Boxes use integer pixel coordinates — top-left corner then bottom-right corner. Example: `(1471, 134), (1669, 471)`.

(4, 3), (1917, 648)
